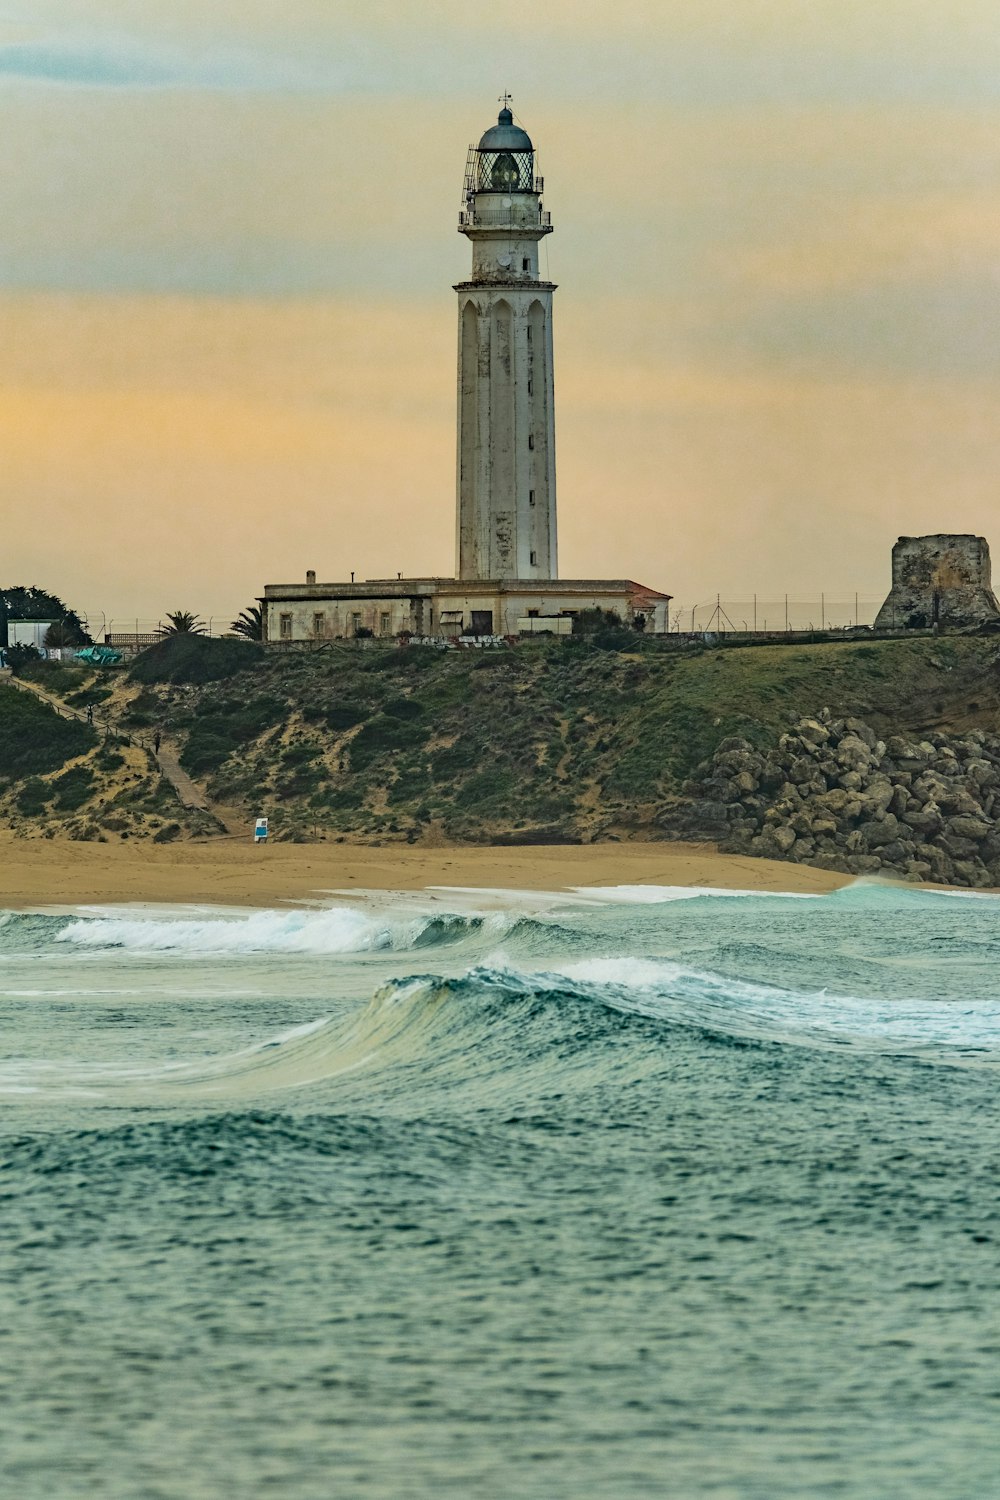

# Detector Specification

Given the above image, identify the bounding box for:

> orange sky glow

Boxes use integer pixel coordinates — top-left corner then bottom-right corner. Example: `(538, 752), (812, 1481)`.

(2, 3), (1000, 629)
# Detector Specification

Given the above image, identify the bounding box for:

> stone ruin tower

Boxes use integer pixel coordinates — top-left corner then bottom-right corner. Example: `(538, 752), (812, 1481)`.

(455, 100), (557, 582)
(874, 534), (1000, 630)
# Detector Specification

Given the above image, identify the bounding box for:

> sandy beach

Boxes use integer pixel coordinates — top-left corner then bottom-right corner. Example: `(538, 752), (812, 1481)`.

(0, 834), (848, 909)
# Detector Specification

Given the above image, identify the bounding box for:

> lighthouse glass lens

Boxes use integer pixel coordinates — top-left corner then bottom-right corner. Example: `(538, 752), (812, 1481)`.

(490, 152), (519, 190)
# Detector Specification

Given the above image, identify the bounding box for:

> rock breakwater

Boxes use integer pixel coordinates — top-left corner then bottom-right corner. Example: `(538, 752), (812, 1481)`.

(682, 713), (1000, 887)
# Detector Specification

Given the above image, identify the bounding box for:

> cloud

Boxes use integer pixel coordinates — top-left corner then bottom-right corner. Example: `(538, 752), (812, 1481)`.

(0, 41), (175, 87)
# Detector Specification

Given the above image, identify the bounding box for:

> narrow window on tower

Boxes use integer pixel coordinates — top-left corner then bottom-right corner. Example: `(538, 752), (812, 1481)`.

(522, 258), (529, 272)
(527, 379), (533, 395)
(526, 326), (532, 342)
(528, 434), (535, 450)
(529, 489), (536, 507)
(530, 551), (538, 566)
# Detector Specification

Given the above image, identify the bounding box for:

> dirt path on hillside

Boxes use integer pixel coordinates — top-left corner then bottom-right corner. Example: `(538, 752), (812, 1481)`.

(6, 673), (246, 836)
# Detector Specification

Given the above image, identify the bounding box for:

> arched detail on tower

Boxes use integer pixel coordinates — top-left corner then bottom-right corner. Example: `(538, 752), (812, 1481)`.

(457, 298), (485, 579)
(526, 298), (555, 576)
(489, 299), (516, 574)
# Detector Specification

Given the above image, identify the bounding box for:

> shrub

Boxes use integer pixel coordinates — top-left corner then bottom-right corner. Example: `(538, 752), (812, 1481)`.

(153, 822), (182, 843)
(280, 741), (321, 767)
(180, 698), (286, 776)
(51, 765), (95, 810)
(19, 660), (83, 694)
(16, 778), (51, 815)
(302, 703), (366, 732)
(349, 714), (427, 770)
(130, 635), (265, 686)
(66, 684), (113, 709)
(312, 785), (365, 811)
(593, 627), (640, 653)
(0, 685), (96, 778)
(4, 643), (42, 676)
(430, 736), (479, 778)
(384, 696), (423, 719)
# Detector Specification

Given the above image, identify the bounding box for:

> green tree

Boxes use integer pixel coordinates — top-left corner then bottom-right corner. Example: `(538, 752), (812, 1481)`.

(159, 610), (206, 636)
(44, 620), (84, 648)
(230, 604), (264, 641)
(0, 586), (91, 648)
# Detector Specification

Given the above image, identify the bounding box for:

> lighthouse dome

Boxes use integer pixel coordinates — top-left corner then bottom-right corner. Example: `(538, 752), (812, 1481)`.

(478, 107), (533, 153)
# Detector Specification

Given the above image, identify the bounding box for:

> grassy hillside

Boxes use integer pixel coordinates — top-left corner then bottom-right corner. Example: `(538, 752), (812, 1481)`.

(5, 633), (999, 844)
(0, 678), (212, 842)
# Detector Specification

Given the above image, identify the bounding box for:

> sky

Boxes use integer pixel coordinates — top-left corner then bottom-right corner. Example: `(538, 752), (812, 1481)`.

(2, 0), (1000, 629)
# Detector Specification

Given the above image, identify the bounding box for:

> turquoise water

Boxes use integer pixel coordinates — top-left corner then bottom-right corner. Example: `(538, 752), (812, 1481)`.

(2, 881), (999, 1498)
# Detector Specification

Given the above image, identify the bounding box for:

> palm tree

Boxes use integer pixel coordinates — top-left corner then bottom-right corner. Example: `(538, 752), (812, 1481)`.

(230, 604), (264, 641)
(159, 610), (206, 636)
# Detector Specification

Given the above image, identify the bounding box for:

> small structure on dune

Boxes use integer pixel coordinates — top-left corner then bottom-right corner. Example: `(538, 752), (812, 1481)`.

(874, 534), (1000, 631)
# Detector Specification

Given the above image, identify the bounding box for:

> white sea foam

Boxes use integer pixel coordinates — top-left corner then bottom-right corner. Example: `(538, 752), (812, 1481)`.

(574, 884), (821, 903)
(535, 954), (1000, 1055)
(54, 905), (476, 956)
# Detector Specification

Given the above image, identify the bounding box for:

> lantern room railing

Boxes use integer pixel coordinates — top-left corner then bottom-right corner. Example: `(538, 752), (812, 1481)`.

(459, 208), (552, 230)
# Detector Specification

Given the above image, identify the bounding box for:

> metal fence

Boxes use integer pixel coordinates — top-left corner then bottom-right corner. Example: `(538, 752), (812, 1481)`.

(675, 595), (885, 635)
(75, 613), (247, 643)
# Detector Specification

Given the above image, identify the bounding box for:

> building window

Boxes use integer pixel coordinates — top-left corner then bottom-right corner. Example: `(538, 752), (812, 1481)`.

(527, 608), (539, 618)
(527, 379), (533, 395)
(528, 434), (535, 450)
(279, 613), (292, 640)
(530, 550), (538, 566)
(380, 612), (391, 634)
(351, 612), (362, 631)
(522, 258), (529, 272)
(526, 326), (532, 342)
(529, 489), (536, 506)
(312, 612), (325, 636)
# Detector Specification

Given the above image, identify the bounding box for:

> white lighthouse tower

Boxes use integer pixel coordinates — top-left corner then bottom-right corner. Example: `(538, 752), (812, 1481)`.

(261, 102), (675, 642)
(455, 99), (558, 581)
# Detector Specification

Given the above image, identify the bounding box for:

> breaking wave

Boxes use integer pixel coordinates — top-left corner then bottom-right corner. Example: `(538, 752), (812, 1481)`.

(4, 946), (999, 1107)
(50, 905), (515, 957)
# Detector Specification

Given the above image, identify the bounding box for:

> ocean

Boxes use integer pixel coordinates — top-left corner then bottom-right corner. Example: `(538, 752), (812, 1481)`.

(1, 881), (998, 1499)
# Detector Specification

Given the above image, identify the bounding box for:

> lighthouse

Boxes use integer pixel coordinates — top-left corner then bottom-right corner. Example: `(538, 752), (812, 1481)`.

(455, 99), (558, 581)
(261, 102), (674, 641)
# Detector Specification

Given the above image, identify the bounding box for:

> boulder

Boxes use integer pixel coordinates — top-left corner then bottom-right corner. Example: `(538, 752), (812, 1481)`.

(695, 712), (999, 889)
(902, 804), (944, 837)
(947, 815), (992, 842)
(818, 787), (851, 816)
(858, 814), (900, 849)
(797, 718), (830, 747)
(887, 784), (910, 818)
(953, 860), (991, 888)
(935, 834), (979, 860)
(844, 718), (878, 750)
(836, 735), (873, 771)
(714, 736), (755, 757)
(877, 840), (911, 866)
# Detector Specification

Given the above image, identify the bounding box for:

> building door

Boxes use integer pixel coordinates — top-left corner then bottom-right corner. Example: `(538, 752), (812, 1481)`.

(470, 610), (493, 636)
